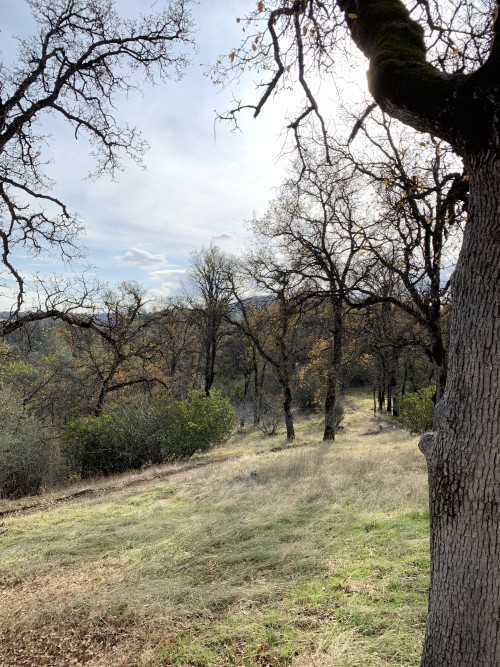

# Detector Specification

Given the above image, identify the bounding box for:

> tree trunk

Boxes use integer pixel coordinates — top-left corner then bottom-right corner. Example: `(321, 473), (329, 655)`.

(323, 381), (337, 441)
(430, 329), (447, 406)
(378, 385), (385, 412)
(253, 354), (265, 426)
(386, 383), (392, 413)
(282, 383), (295, 441)
(204, 336), (216, 397)
(238, 371), (252, 431)
(335, 2), (500, 660)
(323, 304), (343, 441)
(401, 358), (408, 396)
(419, 152), (500, 667)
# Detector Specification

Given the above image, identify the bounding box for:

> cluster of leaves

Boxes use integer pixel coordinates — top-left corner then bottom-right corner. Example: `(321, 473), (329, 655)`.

(63, 390), (235, 477)
(397, 386), (435, 434)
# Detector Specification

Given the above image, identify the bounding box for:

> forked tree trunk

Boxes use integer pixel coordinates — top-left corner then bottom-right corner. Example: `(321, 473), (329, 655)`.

(419, 152), (500, 667)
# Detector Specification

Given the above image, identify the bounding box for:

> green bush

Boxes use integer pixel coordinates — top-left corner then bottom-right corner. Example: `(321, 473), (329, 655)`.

(63, 412), (139, 477)
(63, 390), (235, 477)
(0, 385), (60, 498)
(161, 390), (236, 457)
(398, 386), (434, 434)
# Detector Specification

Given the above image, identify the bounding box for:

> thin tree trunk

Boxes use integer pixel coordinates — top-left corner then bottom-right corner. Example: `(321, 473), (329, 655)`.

(204, 337), (216, 397)
(401, 358), (408, 396)
(323, 304), (343, 441)
(239, 371), (251, 431)
(94, 359), (120, 416)
(386, 383), (392, 413)
(419, 153), (500, 667)
(323, 379), (337, 441)
(282, 382), (295, 441)
(253, 354), (266, 426)
(378, 385), (385, 412)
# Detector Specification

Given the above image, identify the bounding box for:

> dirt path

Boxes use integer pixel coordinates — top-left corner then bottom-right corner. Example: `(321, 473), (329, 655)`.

(0, 440), (321, 521)
(0, 455), (233, 520)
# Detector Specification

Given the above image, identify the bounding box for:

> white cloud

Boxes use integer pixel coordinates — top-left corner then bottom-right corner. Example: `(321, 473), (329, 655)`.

(115, 247), (169, 271)
(150, 268), (186, 275)
(113, 249), (187, 295)
(148, 271), (187, 299)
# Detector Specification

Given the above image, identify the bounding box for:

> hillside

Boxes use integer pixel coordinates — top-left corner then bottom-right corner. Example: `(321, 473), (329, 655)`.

(0, 399), (429, 667)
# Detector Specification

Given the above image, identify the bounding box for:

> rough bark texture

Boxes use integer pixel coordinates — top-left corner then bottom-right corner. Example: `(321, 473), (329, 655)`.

(419, 153), (500, 666)
(323, 380), (337, 440)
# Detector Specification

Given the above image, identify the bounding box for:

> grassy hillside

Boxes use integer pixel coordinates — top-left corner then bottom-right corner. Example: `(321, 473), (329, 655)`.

(0, 398), (429, 667)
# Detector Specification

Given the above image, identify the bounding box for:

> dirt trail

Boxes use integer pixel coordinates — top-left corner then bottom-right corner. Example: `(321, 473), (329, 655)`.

(0, 455), (233, 520)
(0, 440), (317, 521)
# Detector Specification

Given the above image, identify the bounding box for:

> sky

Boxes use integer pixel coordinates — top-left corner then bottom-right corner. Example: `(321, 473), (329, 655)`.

(0, 1), (293, 304)
(0, 0), (368, 307)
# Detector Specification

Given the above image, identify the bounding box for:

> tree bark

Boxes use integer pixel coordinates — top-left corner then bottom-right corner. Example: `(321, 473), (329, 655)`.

(203, 331), (217, 397)
(238, 370), (252, 431)
(323, 380), (337, 441)
(419, 152), (500, 666)
(378, 385), (385, 412)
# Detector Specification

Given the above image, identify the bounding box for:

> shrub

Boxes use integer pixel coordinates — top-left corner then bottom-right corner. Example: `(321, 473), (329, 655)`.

(398, 386), (434, 434)
(162, 389), (236, 457)
(0, 385), (60, 498)
(63, 390), (235, 477)
(63, 412), (138, 478)
(255, 397), (283, 436)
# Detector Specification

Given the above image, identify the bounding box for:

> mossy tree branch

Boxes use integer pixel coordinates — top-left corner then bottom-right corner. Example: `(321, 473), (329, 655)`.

(337, 0), (500, 153)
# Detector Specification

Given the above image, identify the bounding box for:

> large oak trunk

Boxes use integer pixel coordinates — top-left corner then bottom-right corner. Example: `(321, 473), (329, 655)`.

(420, 153), (500, 666)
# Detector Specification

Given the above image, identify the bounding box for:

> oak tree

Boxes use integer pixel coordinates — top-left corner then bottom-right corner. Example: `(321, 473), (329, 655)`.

(0, 0), (193, 324)
(221, 1), (500, 664)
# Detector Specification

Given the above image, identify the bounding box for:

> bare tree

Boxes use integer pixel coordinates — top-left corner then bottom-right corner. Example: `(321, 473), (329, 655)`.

(342, 116), (465, 402)
(64, 281), (166, 415)
(0, 0), (193, 322)
(186, 243), (233, 396)
(254, 156), (369, 440)
(148, 299), (201, 395)
(227, 251), (311, 441)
